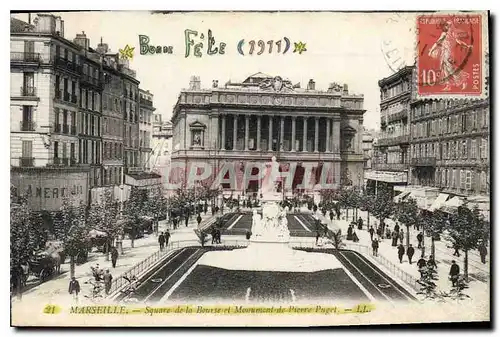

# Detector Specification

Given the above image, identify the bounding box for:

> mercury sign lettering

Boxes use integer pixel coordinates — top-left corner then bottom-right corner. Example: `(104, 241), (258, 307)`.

(24, 185), (84, 199)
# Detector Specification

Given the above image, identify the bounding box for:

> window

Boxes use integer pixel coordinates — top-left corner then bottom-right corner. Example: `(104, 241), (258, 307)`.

(471, 139), (477, 159)
(462, 140), (467, 158)
(455, 170), (460, 189)
(472, 111), (477, 129)
(442, 169), (447, 187)
(21, 140), (32, 159)
(53, 141), (59, 158)
(446, 116), (451, 133)
(480, 171), (487, 191)
(480, 138), (488, 159)
(457, 141), (461, 159)
(465, 170), (472, 190)
(91, 92), (95, 111)
(460, 170), (465, 190)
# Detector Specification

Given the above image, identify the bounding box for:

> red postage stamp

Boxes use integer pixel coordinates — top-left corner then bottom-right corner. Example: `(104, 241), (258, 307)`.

(417, 13), (483, 97)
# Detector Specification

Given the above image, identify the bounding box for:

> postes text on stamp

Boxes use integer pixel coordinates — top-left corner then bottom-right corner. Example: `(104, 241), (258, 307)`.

(417, 13), (482, 97)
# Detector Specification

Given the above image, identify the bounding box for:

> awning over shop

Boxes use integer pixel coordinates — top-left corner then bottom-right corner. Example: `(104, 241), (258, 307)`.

(441, 196), (465, 214)
(428, 193), (450, 212)
(394, 191), (411, 203)
(465, 195), (490, 220)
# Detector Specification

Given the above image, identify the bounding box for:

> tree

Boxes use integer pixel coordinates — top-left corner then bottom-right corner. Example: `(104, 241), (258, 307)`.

(144, 186), (168, 234)
(10, 190), (38, 299)
(360, 191), (375, 229)
(371, 186), (394, 231)
(123, 186), (148, 248)
(446, 204), (489, 282)
(396, 197), (419, 248)
(87, 188), (122, 261)
(59, 197), (90, 278)
(328, 229), (345, 249)
(416, 265), (445, 302)
(420, 210), (447, 258)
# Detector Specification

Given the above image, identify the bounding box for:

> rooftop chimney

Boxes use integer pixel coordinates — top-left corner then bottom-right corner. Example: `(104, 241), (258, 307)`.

(343, 84), (349, 95)
(307, 79), (315, 90)
(74, 31), (90, 50)
(96, 37), (109, 54)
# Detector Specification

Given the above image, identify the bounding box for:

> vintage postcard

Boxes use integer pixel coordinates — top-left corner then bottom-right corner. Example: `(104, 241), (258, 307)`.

(10, 10), (490, 327)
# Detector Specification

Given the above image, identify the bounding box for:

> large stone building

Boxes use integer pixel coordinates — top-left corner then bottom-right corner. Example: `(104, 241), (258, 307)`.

(367, 66), (413, 193)
(362, 128), (375, 171)
(150, 114), (173, 189)
(10, 14), (159, 209)
(371, 65), (490, 214)
(138, 89), (155, 171)
(170, 73), (366, 195)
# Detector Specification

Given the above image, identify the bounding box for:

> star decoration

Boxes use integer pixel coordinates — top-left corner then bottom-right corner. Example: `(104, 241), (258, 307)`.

(293, 41), (307, 54)
(119, 44), (135, 60)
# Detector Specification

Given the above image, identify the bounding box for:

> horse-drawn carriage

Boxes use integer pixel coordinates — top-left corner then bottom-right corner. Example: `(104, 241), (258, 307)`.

(11, 247), (62, 290)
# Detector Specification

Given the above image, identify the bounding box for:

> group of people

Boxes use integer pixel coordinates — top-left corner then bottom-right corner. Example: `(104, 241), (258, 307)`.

(158, 230), (171, 251)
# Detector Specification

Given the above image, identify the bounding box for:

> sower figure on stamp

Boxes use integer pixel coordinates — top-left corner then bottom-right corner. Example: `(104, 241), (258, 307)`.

(428, 20), (473, 91)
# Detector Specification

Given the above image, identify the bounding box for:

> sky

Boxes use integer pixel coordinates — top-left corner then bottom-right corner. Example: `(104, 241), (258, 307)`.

(13, 11), (418, 129)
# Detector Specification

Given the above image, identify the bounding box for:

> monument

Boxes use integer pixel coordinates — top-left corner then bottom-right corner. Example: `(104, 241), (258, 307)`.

(196, 156), (342, 273)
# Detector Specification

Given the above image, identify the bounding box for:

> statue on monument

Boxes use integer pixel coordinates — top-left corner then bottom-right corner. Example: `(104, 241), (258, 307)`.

(261, 156), (281, 195)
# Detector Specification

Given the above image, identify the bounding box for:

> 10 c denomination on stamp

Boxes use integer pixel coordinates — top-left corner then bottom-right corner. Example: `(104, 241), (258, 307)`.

(417, 13), (483, 97)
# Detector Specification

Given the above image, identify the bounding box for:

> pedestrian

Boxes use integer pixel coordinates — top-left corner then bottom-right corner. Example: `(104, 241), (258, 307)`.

(329, 210), (334, 222)
(399, 229), (404, 244)
(394, 223), (400, 235)
(68, 277), (80, 301)
(478, 243), (487, 264)
(322, 208), (327, 217)
(165, 229), (171, 247)
(103, 269), (113, 295)
(452, 243), (461, 257)
(376, 225), (382, 238)
(347, 225), (353, 241)
(172, 217), (178, 230)
(371, 239), (379, 257)
(215, 205), (219, 214)
(111, 247), (118, 268)
(427, 255), (437, 270)
(369, 226), (375, 241)
(204, 202), (208, 215)
(397, 244), (405, 263)
(185, 214), (189, 227)
(357, 217), (363, 230)
(415, 222), (420, 231)
(211, 206), (215, 216)
(407, 244), (415, 264)
(158, 232), (165, 251)
(352, 230), (359, 243)
(417, 256), (427, 277)
(196, 213), (202, 227)
(336, 208), (341, 220)
(417, 232), (423, 249)
(246, 230), (251, 240)
(391, 231), (398, 247)
(449, 260), (460, 287)
(211, 226), (217, 244)
(385, 227), (391, 240)
(316, 231), (320, 245)
(94, 263), (102, 281)
(216, 228), (221, 244)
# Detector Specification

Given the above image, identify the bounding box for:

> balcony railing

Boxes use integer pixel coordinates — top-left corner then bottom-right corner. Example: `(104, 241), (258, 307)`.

(55, 57), (81, 74)
(20, 86), (37, 97)
(411, 157), (437, 167)
(373, 162), (409, 171)
(11, 52), (41, 63)
(19, 157), (34, 167)
(387, 109), (408, 123)
(19, 121), (36, 131)
(376, 134), (410, 147)
(140, 97), (153, 107)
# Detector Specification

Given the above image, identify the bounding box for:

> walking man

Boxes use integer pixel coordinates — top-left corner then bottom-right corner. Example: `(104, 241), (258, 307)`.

(399, 229), (404, 244)
(68, 277), (80, 302)
(372, 239), (379, 257)
(369, 226), (375, 241)
(329, 210), (334, 223)
(449, 260), (460, 287)
(165, 229), (171, 247)
(453, 243), (461, 257)
(417, 256), (427, 278)
(103, 269), (113, 295)
(391, 231), (398, 247)
(427, 255), (437, 270)
(158, 232), (166, 251)
(407, 244), (415, 264)
(111, 247), (118, 268)
(417, 232), (423, 249)
(397, 243), (405, 263)
(197, 213), (202, 227)
(357, 217), (363, 230)
(478, 242), (487, 264)
(316, 231), (320, 245)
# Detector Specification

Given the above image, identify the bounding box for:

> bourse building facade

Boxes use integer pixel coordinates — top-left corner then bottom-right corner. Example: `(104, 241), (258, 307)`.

(170, 73), (366, 196)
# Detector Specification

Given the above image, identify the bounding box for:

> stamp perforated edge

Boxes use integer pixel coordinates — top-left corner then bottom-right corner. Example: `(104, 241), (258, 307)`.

(414, 11), (489, 100)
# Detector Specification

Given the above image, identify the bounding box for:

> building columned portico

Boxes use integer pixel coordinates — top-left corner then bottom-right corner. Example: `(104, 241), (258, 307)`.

(171, 73), (366, 195)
